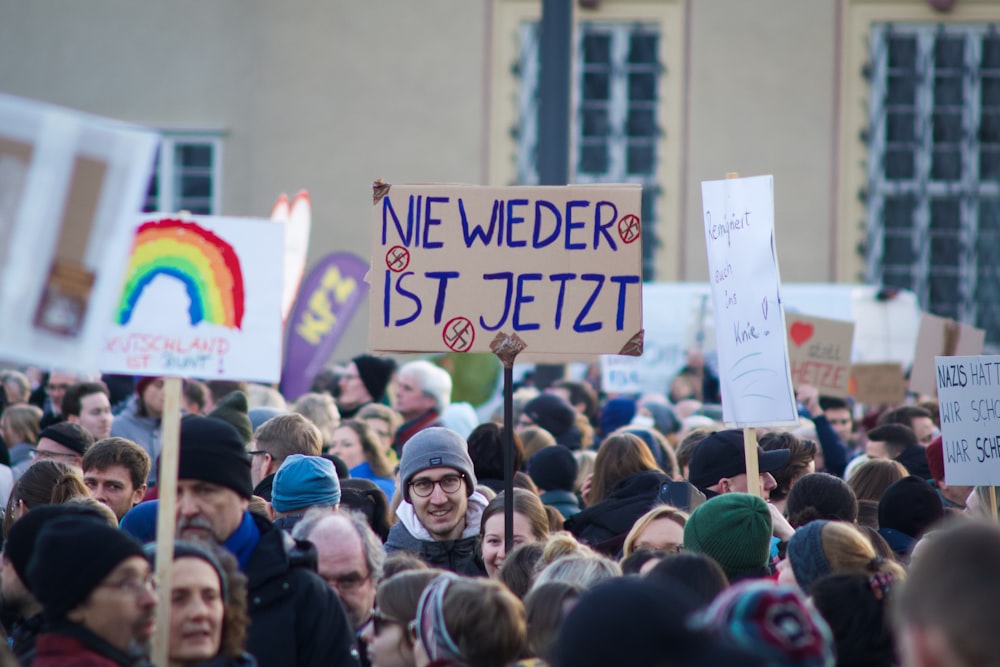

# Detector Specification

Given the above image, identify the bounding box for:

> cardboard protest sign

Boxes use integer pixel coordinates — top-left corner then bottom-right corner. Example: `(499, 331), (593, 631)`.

(100, 214), (284, 382)
(935, 354), (1000, 485)
(785, 313), (855, 397)
(369, 183), (644, 357)
(0, 93), (158, 372)
(280, 252), (369, 401)
(909, 313), (985, 396)
(701, 175), (797, 427)
(850, 363), (907, 405)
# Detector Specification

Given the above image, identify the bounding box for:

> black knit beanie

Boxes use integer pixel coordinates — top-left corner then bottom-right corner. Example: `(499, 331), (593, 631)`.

(178, 417), (253, 499)
(352, 355), (396, 403)
(38, 422), (94, 456)
(5, 504), (111, 591)
(523, 394), (576, 438)
(27, 515), (145, 621)
(878, 476), (944, 539)
(527, 445), (578, 492)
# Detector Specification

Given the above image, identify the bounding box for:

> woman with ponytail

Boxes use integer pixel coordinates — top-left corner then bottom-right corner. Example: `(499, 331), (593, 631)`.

(776, 520), (905, 593)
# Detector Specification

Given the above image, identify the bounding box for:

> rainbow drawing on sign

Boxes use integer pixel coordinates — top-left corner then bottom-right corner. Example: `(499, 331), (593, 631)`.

(116, 219), (245, 329)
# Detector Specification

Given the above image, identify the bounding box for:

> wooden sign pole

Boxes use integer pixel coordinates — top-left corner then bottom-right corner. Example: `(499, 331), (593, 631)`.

(491, 333), (527, 550)
(151, 376), (182, 667)
(990, 486), (998, 523)
(721, 171), (762, 498)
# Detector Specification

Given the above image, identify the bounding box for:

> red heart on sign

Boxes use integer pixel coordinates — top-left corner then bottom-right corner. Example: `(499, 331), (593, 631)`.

(789, 322), (814, 347)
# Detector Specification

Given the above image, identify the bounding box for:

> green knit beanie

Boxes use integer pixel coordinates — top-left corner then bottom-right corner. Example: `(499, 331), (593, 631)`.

(207, 390), (254, 445)
(683, 493), (773, 580)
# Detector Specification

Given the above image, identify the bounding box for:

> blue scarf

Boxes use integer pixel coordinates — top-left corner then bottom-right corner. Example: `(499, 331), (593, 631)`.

(223, 511), (260, 571)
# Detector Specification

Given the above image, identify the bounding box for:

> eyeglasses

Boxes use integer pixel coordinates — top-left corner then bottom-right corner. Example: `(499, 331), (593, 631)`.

(409, 474), (464, 498)
(324, 570), (370, 593)
(32, 448), (80, 461)
(100, 573), (157, 596)
(370, 609), (402, 636)
(247, 450), (269, 457)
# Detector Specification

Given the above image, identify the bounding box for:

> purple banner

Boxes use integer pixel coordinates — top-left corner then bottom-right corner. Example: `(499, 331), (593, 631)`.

(280, 252), (369, 400)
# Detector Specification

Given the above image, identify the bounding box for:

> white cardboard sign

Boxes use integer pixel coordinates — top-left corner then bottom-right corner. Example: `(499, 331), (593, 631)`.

(100, 214), (285, 382)
(935, 354), (1000, 486)
(0, 93), (158, 373)
(701, 175), (797, 427)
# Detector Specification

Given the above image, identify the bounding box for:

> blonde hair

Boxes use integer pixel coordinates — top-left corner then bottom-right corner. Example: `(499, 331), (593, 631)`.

(292, 392), (341, 445)
(573, 451), (596, 496)
(820, 521), (906, 580)
(520, 427), (557, 460)
(0, 404), (42, 444)
(622, 505), (689, 557)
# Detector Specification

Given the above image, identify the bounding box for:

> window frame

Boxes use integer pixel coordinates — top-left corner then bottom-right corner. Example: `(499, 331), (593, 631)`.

(144, 131), (223, 215)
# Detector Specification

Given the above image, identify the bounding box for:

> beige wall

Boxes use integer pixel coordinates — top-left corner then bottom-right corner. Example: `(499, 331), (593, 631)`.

(0, 0), (488, 363)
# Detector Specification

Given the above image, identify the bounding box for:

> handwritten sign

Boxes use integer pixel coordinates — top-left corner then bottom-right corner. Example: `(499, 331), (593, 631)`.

(785, 313), (855, 397)
(100, 214), (284, 382)
(0, 93), (158, 373)
(909, 313), (985, 396)
(935, 354), (1000, 485)
(701, 175), (797, 427)
(368, 184), (644, 356)
(850, 363), (907, 405)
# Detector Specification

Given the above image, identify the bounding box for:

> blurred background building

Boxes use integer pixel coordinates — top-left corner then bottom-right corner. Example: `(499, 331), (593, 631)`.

(1, 0), (998, 356)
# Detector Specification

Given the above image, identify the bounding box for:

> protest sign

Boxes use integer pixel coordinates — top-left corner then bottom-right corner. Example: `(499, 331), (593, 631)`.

(850, 362), (907, 405)
(701, 175), (797, 427)
(100, 214), (284, 382)
(280, 252), (370, 400)
(785, 313), (855, 397)
(934, 354), (1000, 485)
(909, 313), (985, 396)
(0, 93), (158, 372)
(368, 183), (644, 357)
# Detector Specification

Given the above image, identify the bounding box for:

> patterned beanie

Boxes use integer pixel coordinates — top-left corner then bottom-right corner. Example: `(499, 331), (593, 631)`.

(786, 520), (832, 591)
(683, 493), (772, 580)
(694, 580), (835, 667)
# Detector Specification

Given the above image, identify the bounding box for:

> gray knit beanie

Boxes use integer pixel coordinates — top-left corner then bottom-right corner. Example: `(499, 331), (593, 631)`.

(399, 427), (477, 502)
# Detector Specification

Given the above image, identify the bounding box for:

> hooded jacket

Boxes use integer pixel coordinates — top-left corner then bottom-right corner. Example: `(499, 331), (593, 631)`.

(384, 491), (488, 576)
(109, 398), (160, 483)
(243, 513), (357, 667)
(565, 470), (670, 556)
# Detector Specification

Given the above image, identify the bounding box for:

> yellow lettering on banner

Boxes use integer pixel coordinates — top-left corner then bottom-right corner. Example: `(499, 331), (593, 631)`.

(321, 267), (356, 304)
(295, 269), (358, 344)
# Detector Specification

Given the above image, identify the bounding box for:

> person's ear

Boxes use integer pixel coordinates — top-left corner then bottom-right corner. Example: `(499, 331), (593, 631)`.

(718, 478), (730, 493)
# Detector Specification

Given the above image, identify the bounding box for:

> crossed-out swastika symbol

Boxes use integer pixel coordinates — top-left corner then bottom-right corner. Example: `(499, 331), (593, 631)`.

(442, 317), (475, 352)
(618, 215), (641, 244)
(386, 246), (410, 272)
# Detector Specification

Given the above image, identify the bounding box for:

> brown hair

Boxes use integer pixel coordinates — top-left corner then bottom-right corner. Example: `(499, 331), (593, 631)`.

(437, 577), (527, 667)
(335, 419), (394, 478)
(183, 379), (208, 414)
(4, 460), (89, 537)
(675, 427), (713, 475)
(207, 381), (248, 405)
(587, 433), (660, 505)
(480, 489), (551, 544)
(376, 569), (446, 649)
(760, 431), (817, 501)
(254, 413), (323, 463)
(0, 404), (42, 445)
(468, 423), (525, 480)
(60, 381), (109, 418)
(82, 437), (152, 490)
(214, 545), (250, 657)
(848, 459), (909, 502)
(525, 581), (584, 662)
(498, 542), (545, 600)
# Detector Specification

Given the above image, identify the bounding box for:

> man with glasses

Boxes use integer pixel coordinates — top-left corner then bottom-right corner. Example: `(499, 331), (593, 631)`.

(250, 413), (324, 501)
(385, 427), (488, 575)
(27, 514), (155, 665)
(34, 422), (94, 470)
(294, 511), (384, 634)
(38, 369), (91, 429)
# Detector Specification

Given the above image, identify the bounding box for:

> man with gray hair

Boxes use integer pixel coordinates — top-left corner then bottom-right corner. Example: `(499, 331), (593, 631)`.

(294, 510), (385, 633)
(392, 360), (452, 454)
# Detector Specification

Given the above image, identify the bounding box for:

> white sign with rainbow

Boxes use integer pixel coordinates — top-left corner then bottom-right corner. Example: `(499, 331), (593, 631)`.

(100, 214), (285, 382)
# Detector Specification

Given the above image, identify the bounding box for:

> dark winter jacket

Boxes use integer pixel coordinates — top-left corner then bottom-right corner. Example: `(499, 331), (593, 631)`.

(244, 513), (357, 667)
(895, 444), (933, 481)
(564, 470), (670, 556)
(192, 653), (258, 667)
(252, 473), (275, 502)
(539, 489), (582, 519)
(12, 612), (44, 666)
(384, 492), (488, 576)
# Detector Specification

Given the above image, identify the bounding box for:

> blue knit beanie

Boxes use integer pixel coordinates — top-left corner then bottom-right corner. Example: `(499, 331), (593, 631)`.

(600, 397), (637, 436)
(271, 454), (341, 514)
(786, 520), (832, 591)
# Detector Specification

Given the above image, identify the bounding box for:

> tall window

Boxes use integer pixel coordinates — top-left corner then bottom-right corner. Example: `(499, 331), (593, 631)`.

(865, 23), (1000, 341)
(143, 134), (222, 215)
(515, 21), (662, 279)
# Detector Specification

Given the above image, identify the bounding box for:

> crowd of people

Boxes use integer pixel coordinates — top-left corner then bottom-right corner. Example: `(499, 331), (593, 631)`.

(0, 351), (996, 667)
